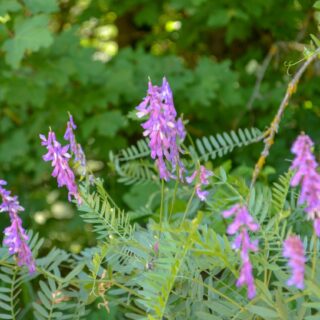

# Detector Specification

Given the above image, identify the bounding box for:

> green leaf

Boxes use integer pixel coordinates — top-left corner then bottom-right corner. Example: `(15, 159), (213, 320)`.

(63, 263), (84, 282)
(314, 0), (320, 9)
(0, 314), (13, 319)
(82, 111), (128, 138)
(247, 305), (278, 319)
(310, 34), (320, 48)
(24, 0), (59, 14)
(0, 0), (21, 16)
(0, 130), (29, 163)
(3, 15), (53, 68)
(207, 10), (230, 27)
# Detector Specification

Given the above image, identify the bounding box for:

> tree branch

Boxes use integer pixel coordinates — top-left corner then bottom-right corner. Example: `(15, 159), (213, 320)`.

(250, 47), (320, 188)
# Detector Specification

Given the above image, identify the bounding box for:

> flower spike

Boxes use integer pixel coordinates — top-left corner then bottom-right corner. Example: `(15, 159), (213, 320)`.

(0, 180), (35, 273)
(290, 133), (320, 236)
(136, 77), (186, 180)
(222, 204), (259, 299)
(283, 235), (305, 289)
(64, 113), (87, 176)
(40, 130), (80, 203)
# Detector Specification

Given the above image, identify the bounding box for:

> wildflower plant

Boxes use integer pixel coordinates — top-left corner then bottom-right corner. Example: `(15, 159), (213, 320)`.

(222, 204), (259, 299)
(0, 180), (35, 273)
(136, 77), (186, 181)
(2, 48), (320, 320)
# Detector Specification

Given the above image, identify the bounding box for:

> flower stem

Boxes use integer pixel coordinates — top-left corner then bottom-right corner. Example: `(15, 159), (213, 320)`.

(159, 179), (165, 237)
(169, 178), (179, 222)
(180, 188), (196, 226)
(312, 232), (317, 280)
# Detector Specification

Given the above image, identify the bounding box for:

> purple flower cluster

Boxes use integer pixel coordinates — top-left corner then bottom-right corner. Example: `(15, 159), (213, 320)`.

(186, 165), (213, 201)
(64, 114), (87, 176)
(222, 204), (259, 299)
(0, 180), (35, 273)
(283, 235), (305, 289)
(290, 133), (320, 236)
(40, 130), (80, 203)
(136, 78), (186, 181)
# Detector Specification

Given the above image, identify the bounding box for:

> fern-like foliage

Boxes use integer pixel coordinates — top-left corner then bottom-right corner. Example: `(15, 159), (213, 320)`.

(115, 139), (150, 162)
(110, 128), (263, 186)
(271, 170), (293, 215)
(115, 158), (158, 186)
(0, 265), (21, 320)
(33, 244), (87, 320)
(191, 127), (263, 161)
(33, 279), (65, 320)
(33, 278), (87, 320)
(0, 231), (41, 320)
(79, 180), (134, 239)
(133, 216), (202, 320)
(249, 184), (272, 225)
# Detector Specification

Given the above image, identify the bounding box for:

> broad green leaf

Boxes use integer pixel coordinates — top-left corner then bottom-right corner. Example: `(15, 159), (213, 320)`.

(207, 10), (230, 27)
(0, 130), (29, 163)
(3, 15), (53, 68)
(82, 111), (128, 138)
(0, 0), (21, 16)
(24, 0), (59, 14)
(314, 0), (320, 9)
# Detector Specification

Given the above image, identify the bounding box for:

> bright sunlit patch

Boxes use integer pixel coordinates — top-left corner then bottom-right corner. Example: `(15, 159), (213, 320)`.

(0, 14), (10, 24)
(304, 100), (313, 109)
(34, 211), (50, 225)
(246, 59), (259, 74)
(51, 201), (74, 219)
(165, 20), (181, 32)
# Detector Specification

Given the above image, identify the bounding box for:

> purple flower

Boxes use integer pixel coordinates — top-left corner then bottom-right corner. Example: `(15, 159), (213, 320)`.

(40, 130), (80, 203)
(236, 250), (256, 299)
(223, 204), (259, 235)
(314, 218), (320, 237)
(290, 134), (320, 235)
(136, 78), (186, 181)
(222, 204), (259, 299)
(186, 165), (213, 201)
(283, 235), (305, 289)
(64, 114), (87, 176)
(0, 180), (35, 273)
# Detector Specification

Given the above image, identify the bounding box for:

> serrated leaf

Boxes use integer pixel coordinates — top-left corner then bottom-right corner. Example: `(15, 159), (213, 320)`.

(3, 15), (53, 68)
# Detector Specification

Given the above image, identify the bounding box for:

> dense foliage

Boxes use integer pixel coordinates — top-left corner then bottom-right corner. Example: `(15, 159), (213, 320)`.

(1, 0), (320, 319)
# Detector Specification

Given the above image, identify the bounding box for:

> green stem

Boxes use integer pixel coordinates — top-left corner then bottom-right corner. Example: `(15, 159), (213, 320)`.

(180, 188), (196, 226)
(312, 232), (317, 280)
(159, 179), (165, 237)
(285, 292), (306, 303)
(169, 178), (179, 222)
(10, 267), (18, 320)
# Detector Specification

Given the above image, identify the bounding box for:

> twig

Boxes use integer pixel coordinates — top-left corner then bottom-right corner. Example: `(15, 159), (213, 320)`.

(250, 47), (320, 189)
(246, 41), (307, 111)
(247, 45), (277, 110)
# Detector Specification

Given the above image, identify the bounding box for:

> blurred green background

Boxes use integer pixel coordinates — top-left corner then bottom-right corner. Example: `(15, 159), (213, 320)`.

(0, 0), (320, 252)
